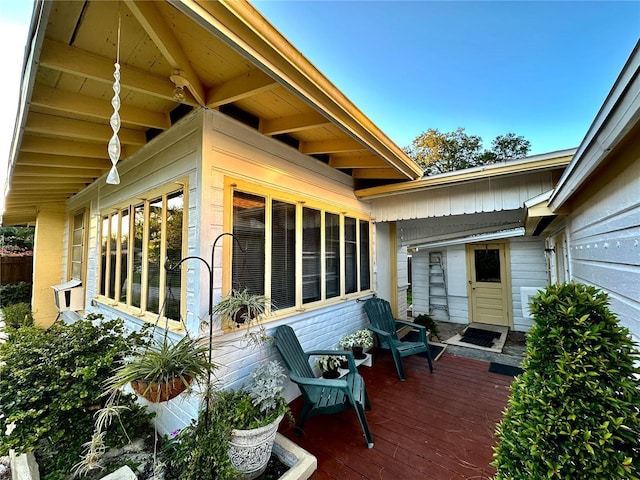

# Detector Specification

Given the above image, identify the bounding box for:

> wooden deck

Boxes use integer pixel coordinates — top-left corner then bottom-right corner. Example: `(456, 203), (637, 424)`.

(279, 350), (515, 479)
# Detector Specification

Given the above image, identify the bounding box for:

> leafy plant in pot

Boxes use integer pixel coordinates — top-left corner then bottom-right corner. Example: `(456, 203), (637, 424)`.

(339, 329), (374, 359)
(213, 288), (271, 326)
(315, 354), (346, 379)
(167, 360), (291, 480)
(105, 334), (215, 403)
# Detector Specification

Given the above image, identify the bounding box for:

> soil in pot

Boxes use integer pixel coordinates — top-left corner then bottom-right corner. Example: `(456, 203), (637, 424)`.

(322, 369), (340, 379)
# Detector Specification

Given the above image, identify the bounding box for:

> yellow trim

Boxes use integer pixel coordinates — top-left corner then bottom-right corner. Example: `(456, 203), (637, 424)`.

(221, 176), (374, 331)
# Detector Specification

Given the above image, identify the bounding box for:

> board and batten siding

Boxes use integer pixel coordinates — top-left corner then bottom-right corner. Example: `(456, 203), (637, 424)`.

(409, 239), (548, 332)
(371, 172), (556, 222)
(508, 237), (548, 331)
(565, 155), (640, 343)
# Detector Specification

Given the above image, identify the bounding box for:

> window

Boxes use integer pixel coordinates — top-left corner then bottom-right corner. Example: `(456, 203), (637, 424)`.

(231, 186), (372, 313)
(99, 186), (185, 322)
(70, 211), (86, 281)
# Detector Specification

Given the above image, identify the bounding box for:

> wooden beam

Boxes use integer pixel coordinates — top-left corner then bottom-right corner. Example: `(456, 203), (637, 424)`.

(260, 111), (330, 136)
(329, 155), (389, 169)
(12, 165), (103, 178)
(10, 181), (90, 190)
(40, 39), (197, 106)
(206, 69), (277, 107)
(20, 135), (113, 158)
(125, 0), (206, 106)
(25, 112), (147, 145)
(300, 139), (368, 155)
(11, 178), (94, 187)
(31, 86), (171, 130)
(352, 168), (407, 180)
(17, 152), (111, 170)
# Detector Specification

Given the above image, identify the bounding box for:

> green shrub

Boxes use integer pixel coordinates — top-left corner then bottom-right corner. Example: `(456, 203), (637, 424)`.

(413, 313), (441, 340)
(1, 302), (34, 328)
(492, 283), (640, 480)
(0, 315), (154, 480)
(0, 281), (32, 307)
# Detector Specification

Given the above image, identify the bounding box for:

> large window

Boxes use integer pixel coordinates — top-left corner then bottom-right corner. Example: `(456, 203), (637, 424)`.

(231, 187), (372, 313)
(99, 186), (184, 322)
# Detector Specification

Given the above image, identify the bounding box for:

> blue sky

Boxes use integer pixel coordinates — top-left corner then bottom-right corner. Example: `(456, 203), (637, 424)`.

(254, 1), (639, 154)
(0, 1), (638, 203)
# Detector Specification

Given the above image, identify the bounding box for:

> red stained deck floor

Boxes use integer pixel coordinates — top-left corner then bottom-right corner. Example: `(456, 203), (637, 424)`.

(279, 350), (515, 480)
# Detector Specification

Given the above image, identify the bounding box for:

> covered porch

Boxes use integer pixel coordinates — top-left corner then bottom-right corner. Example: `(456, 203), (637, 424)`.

(279, 350), (515, 479)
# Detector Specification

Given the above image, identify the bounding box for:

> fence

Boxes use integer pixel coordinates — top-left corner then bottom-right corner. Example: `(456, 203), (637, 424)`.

(0, 256), (33, 284)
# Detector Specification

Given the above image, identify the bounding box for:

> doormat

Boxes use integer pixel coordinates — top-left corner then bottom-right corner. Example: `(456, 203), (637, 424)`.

(489, 362), (524, 377)
(460, 327), (501, 347)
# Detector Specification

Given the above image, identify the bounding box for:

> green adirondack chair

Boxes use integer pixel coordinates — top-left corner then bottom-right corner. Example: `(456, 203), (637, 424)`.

(273, 325), (374, 448)
(363, 297), (433, 381)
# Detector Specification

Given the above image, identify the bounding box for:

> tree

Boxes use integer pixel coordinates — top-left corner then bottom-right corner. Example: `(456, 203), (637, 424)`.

(405, 129), (531, 175)
(491, 132), (531, 160)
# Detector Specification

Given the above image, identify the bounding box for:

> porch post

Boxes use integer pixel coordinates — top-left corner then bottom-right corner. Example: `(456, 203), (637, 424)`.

(32, 203), (66, 328)
(389, 222), (398, 315)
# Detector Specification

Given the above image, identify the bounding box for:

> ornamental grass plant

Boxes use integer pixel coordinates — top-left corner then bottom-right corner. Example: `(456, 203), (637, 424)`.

(492, 283), (640, 480)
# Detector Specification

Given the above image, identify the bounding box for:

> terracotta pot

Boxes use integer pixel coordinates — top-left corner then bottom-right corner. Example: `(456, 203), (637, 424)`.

(130, 375), (192, 403)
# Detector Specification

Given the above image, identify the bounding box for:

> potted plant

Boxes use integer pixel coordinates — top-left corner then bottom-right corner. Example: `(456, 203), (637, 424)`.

(167, 360), (290, 480)
(315, 354), (345, 378)
(339, 329), (374, 359)
(105, 334), (215, 403)
(413, 313), (441, 341)
(213, 288), (271, 326)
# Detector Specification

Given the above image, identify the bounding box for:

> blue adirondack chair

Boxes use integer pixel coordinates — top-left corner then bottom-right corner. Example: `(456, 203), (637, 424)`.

(363, 297), (433, 381)
(273, 325), (374, 448)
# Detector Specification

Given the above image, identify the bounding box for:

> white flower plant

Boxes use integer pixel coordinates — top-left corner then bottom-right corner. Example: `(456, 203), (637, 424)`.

(315, 354), (347, 373)
(338, 329), (374, 350)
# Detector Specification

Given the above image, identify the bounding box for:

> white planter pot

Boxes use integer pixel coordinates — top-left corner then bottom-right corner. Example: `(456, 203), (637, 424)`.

(228, 414), (284, 480)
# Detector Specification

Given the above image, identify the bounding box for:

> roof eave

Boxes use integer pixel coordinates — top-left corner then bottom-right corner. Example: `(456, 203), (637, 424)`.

(174, 0), (422, 180)
(356, 148), (576, 200)
(549, 40), (640, 212)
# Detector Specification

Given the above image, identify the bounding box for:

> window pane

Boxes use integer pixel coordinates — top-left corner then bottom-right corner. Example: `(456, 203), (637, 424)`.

(359, 220), (370, 291)
(100, 216), (108, 296)
(475, 249), (501, 282)
(232, 191), (265, 297)
(119, 209), (129, 303)
(272, 200), (296, 310)
(344, 217), (357, 294)
(109, 214), (118, 298)
(302, 207), (321, 304)
(147, 197), (163, 314)
(165, 191), (183, 321)
(131, 204), (144, 308)
(325, 213), (340, 299)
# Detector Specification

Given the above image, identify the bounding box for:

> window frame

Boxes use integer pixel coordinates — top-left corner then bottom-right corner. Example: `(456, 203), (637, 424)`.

(224, 178), (373, 323)
(97, 181), (187, 330)
(68, 209), (89, 283)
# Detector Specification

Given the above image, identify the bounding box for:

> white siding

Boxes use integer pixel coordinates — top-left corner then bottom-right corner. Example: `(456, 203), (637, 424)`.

(371, 172), (555, 222)
(566, 156), (640, 342)
(509, 237), (548, 331)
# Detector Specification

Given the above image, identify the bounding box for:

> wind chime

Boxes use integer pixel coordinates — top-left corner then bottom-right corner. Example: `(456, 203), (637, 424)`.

(107, 12), (121, 185)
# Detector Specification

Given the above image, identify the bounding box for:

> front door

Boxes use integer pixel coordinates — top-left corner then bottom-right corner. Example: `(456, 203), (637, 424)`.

(466, 242), (511, 327)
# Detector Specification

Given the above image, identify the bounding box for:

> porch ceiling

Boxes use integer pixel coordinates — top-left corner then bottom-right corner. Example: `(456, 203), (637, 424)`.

(2, 0), (422, 226)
